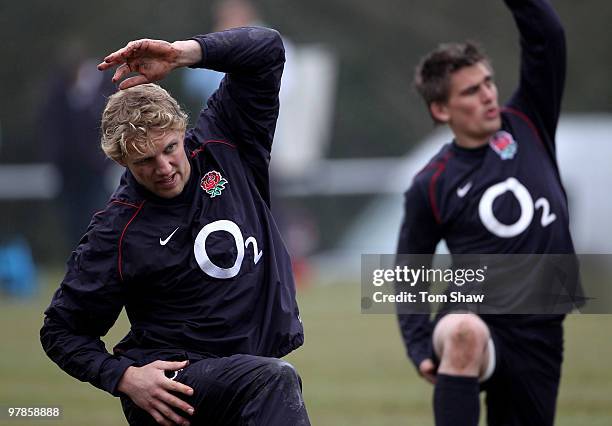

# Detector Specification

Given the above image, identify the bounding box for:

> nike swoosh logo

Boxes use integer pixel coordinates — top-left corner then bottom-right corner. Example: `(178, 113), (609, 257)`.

(160, 227), (180, 246)
(457, 181), (473, 198)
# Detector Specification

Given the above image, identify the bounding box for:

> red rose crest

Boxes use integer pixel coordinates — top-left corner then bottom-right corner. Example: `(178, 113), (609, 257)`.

(489, 130), (517, 160)
(200, 170), (228, 198)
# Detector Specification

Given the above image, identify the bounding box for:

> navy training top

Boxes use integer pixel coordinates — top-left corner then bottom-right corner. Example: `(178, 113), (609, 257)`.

(396, 0), (573, 369)
(40, 27), (304, 396)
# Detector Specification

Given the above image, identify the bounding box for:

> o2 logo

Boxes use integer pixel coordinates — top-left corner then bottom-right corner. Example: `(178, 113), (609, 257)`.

(193, 220), (263, 279)
(478, 177), (557, 238)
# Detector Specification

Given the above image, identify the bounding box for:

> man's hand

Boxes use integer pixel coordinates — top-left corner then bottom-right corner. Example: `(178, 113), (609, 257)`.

(419, 358), (437, 385)
(117, 360), (195, 426)
(97, 39), (201, 90)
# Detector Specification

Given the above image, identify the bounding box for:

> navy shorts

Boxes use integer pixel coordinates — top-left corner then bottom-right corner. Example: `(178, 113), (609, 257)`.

(120, 354), (310, 426)
(480, 318), (564, 426)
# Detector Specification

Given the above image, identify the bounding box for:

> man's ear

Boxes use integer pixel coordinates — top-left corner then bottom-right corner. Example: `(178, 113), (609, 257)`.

(430, 101), (450, 124)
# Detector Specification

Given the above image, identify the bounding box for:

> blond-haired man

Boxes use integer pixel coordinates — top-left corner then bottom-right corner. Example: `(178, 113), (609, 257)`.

(41, 27), (309, 426)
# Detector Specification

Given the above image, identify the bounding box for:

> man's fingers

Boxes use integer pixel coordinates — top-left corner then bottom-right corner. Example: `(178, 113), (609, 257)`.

(112, 64), (131, 83)
(119, 75), (151, 90)
(423, 373), (437, 385)
(148, 408), (173, 426)
(418, 359), (438, 385)
(97, 53), (127, 71)
(98, 38), (174, 76)
(97, 60), (115, 71)
(120, 39), (163, 62)
(101, 47), (130, 66)
(152, 400), (190, 426)
(173, 382), (195, 398)
(419, 359), (436, 375)
(98, 40), (142, 70)
(164, 377), (194, 397)
(153, 360), (190, 371)
(124, 40), (149, 60)
(158, 391), (195, 417)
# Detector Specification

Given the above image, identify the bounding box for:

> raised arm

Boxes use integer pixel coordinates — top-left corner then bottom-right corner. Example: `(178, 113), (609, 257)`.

(189, 27), (285, 165)
(505, 0), (566, 149)
(97, 28), (284, 149)
(99, 27), (285, 202)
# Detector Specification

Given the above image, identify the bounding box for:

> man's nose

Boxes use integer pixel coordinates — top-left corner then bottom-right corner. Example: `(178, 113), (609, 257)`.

(156, 157), (173, 175)
(482, 85), (495, 103)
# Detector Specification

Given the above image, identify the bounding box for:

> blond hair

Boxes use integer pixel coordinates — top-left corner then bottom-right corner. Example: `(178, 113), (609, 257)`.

(101, 84), (188, 162)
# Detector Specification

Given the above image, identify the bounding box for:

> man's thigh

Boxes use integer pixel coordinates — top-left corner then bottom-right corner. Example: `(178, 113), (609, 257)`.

(183, 355), (306, 424)
(120, 356), (240, 426)
(483, 323), (563, 426)
(121, 354), (306, 426)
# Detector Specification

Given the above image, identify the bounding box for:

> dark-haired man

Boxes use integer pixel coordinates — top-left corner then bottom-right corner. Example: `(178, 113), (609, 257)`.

(397, 0), (573, 425)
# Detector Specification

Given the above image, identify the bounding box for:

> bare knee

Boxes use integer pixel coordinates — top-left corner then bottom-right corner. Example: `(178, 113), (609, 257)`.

(435, 314), (489, 375)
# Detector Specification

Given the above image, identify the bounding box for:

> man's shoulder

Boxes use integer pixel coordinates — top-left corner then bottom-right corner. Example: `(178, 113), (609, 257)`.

(87, 196), (146, 242)
(501, 107), (544, 140)
(106, 172), (148, 211)
(185, 123), (239, 157)
(411, 143), (454, 189)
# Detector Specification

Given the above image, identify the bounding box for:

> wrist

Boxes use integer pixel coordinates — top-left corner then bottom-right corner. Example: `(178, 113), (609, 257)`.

(171, 40), (202, 68)
(117, 365), (136, 394)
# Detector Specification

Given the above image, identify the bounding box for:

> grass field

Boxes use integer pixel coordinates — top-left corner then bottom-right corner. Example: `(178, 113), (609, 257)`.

(0, 271), (610, 425)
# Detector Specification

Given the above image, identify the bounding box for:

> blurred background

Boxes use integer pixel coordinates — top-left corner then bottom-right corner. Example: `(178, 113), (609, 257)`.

(0, 0), (611, 424)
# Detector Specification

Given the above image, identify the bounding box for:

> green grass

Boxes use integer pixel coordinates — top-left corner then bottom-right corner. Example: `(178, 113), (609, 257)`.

(0, 273), (610, 425)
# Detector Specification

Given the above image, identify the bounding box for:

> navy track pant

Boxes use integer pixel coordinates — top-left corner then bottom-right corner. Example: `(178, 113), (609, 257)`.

(120, 354), (310, 426)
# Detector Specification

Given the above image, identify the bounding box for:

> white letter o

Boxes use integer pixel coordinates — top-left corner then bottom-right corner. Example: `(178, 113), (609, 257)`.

(478, 177), (533, 238)
(194, 220), (244, 279)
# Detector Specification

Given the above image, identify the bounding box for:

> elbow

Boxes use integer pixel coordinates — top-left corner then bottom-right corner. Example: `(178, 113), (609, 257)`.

(548, 19), (566, 45)
(40, 316), (54, 356)
(262, 27), (283, 47)
(268, 29), (286, 65)
(539, 3), (566, 45)
(254, 27), (285, 65)
(40, 313), (67, 362)
(545, 21), (566, 59)
(271, 29), (284, 51)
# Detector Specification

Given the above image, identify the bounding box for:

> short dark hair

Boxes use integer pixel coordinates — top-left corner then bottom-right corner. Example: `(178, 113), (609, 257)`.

(414, 41), (489, 119)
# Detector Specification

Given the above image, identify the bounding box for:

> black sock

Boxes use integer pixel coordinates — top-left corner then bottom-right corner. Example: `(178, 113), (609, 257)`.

(433, 374), (480, 426)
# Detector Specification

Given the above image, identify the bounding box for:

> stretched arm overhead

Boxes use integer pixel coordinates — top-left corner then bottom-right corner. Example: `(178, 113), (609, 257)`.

(189, 28), (285, 165)
(505, 0), (566, 150)
(99, 27), (285, 205)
